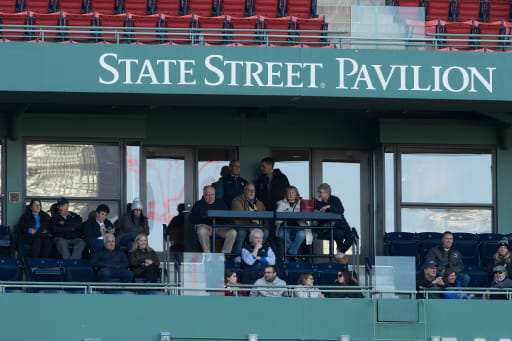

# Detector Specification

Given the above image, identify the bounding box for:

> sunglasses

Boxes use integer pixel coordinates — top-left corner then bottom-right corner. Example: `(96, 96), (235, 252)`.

(496, 271), (505, 274)
(337, 274), (343, 278)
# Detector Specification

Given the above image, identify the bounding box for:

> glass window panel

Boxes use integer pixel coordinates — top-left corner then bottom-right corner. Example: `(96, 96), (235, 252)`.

(198, 161), (230, 199)
(274, 161), (310, 199)
(375, 256), (416, 298)
(36, 200), (120, 225)
(401, 207), (492, 234)
(183, 252), (224, 296)
(126, 146), (140, 203)
(146, 158), (184, 251)
(26, 144), (120, 198)
(385, 153), (395, 233)
(401, 153), (492, 204)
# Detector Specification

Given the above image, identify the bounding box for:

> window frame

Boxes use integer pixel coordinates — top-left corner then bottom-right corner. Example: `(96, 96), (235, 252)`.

(391, 144), (497, 233)
(0, 137), (5, 225)
(22, 137), (124, 218)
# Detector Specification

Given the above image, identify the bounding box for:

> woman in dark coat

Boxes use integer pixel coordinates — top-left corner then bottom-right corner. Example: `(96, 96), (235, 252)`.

(18, 199), (53, 258)
(129, 234), (160, 283)
(329, 270), (364, 298)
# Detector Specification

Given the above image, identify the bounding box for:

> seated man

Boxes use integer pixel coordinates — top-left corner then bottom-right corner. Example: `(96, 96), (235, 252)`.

(90, 233), (133, 283)
(240, 228), (276, 284)
(483, 265), (512, 300)
(231, 183), (269, 256)
(190, 185), (236, 253)
(416, 260), (444, 299)
(250, 265), (287, 297)
(49, 197), (85, 259)
(426, 231), (470, 287)
(84, 204), (114, 253)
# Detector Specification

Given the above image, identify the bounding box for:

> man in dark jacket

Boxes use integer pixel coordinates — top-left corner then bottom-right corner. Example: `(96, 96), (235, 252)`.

(416, 260), (444, 299)
(84, 204), (114, 253)
(190, 185), (236, 253)
(49, 197), (85, 259)
(91, 233), (133, 282)
(216, 160), (248, 208)
(427, 231), (470, 286)
(255, 157), (290, 212)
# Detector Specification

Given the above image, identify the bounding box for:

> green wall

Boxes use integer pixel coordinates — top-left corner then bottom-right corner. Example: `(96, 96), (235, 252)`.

(0, 294), (511, 341)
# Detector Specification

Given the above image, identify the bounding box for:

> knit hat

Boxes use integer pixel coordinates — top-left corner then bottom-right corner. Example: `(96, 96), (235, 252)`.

(493, 265), (507, 273)
(132, 199), (143, 210)
(498, 239), (509, 249)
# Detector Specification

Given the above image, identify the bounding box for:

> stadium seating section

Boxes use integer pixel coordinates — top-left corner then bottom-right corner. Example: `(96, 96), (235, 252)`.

(385, 232), (505, 287)
(0, 0), (329, 45)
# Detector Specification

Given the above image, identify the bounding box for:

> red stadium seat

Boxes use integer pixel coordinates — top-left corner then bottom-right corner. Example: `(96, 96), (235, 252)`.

(0, 12), (32, 39)
(31, 11), (66, 40)
(476, 20), (504, 47)
(486, 0), (511, 22)
(251, 0), (279, 17)
(0, 0), (17, 12)
(216, 0), (249, 16)
(283, 0), (315, 18)
(183, 0), (214, 16)
(296, 16), (325, 44)
(438, 20), (477, 47)
(89, 0), (120, 14)
(22, 0), (52, 13)
(56, 0), (85, 13)
(261, 15), (295, 43)
(132, 13), (166, 42)
(163, 14), (197, 43)
(427, 0), (456, 20)
(456, 0), (485, 21)
(156, 0), (181, 15)
(197, 14), (230, 43)
(123, 0), (151, 14)
(97, 12), (132, 41)
(65, 12), (99, 40)
(230, 15), (262, 42)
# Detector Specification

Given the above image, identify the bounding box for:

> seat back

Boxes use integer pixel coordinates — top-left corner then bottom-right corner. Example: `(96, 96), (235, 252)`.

(0, 257), (22, 281)
(0, 225), (11, 257)
(454, 240), (480, 265)
(480, 240), (499, 264)
(63, 259), (94, 282)
(416, 232), (443, 240)
(29, 258), (65, 282)
(385, 232), (416, 241)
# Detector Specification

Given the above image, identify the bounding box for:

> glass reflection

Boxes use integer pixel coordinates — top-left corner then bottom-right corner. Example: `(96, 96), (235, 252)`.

(401, 208), (492, 234)
(401, 153), (492, 204)
(197, 161), (230, 199)
(275, 161), (310, 199)
(26, 144), (120, 198)
(36, 200), (120, 224)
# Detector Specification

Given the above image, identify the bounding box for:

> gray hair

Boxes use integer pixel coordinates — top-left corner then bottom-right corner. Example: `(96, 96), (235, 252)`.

(203, 185), (215, 195)
(249, 228), (264, 242)
(103, 233), (115, 244)
(318, 183), (331, 194)
(244, 183), (255, 191)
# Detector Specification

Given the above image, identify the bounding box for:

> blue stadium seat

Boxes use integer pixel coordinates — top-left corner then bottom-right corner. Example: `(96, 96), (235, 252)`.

(480, 241), (499, 265)
(0, 225), (12, 257)
(416, 232), (443, 241)
(477, 233), (504, 242)
(453, 240), (480, 265)
(224, 261), (239, 271)
(103, 290), (136, 294)
(315, 262), (348, 286)
(63, 259), (94, 282)
(0, 257), (22, 281)
(465, 264), (489, 287)
(385, 232), (416, 241)
(420, 239), (442, 264)
(453, 232), (477, 241)
(283, 262), (316, 285)
(388, 240), (418, 259)
(29, 258), (65, 282)
(137, 290), (166, 295)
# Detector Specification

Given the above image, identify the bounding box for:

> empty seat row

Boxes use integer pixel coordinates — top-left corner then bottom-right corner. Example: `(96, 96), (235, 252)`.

(434, 19), (512, 48)
(0, 0), (318, 17)
(0, 11), (327, 44)
(385, 232), (506, 266)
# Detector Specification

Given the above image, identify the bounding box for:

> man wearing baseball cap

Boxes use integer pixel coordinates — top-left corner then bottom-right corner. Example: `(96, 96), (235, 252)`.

(49, 197), (85, 259)
(416, 260), (444, 299)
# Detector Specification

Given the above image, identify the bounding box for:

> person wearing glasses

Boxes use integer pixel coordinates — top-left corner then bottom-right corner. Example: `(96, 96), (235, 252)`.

(294, 272), (324, 298)
(483, 265), (512, 300)
(314, 183), (353, 260)
(250, 265), (287, 297)
(329, 270), (363, 298)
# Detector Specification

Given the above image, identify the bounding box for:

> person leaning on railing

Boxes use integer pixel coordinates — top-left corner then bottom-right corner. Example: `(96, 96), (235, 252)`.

(293, 272), (324, 298)
(441, 268), (474, 300)
(18, 199), (53, 259)
(483, 265), (512, 300)
(329, 270), (363, 299)
(250, 265), (287, 297)
(240, 228), (276, 284)
(129, 234), (160, 283)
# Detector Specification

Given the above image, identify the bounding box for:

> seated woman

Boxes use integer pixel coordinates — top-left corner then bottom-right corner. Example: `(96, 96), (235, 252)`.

(314, 183), (353, 259)
(118, 199), (150, 250)
(329, 270), (363, 298)
(240, 228), (276, 284)
(224, 269), (248, 296)
(18, 199), (53, 258)
(129, 234), (160, 283)
(276, 186), (310, 260)
(442, 268), (474, 299)
(485, 239), (512, 276)
(294, 272), (324, 298)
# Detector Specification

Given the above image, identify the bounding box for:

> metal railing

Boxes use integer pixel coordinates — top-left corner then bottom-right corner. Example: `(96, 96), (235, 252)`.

(1, 23), (512, 50)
